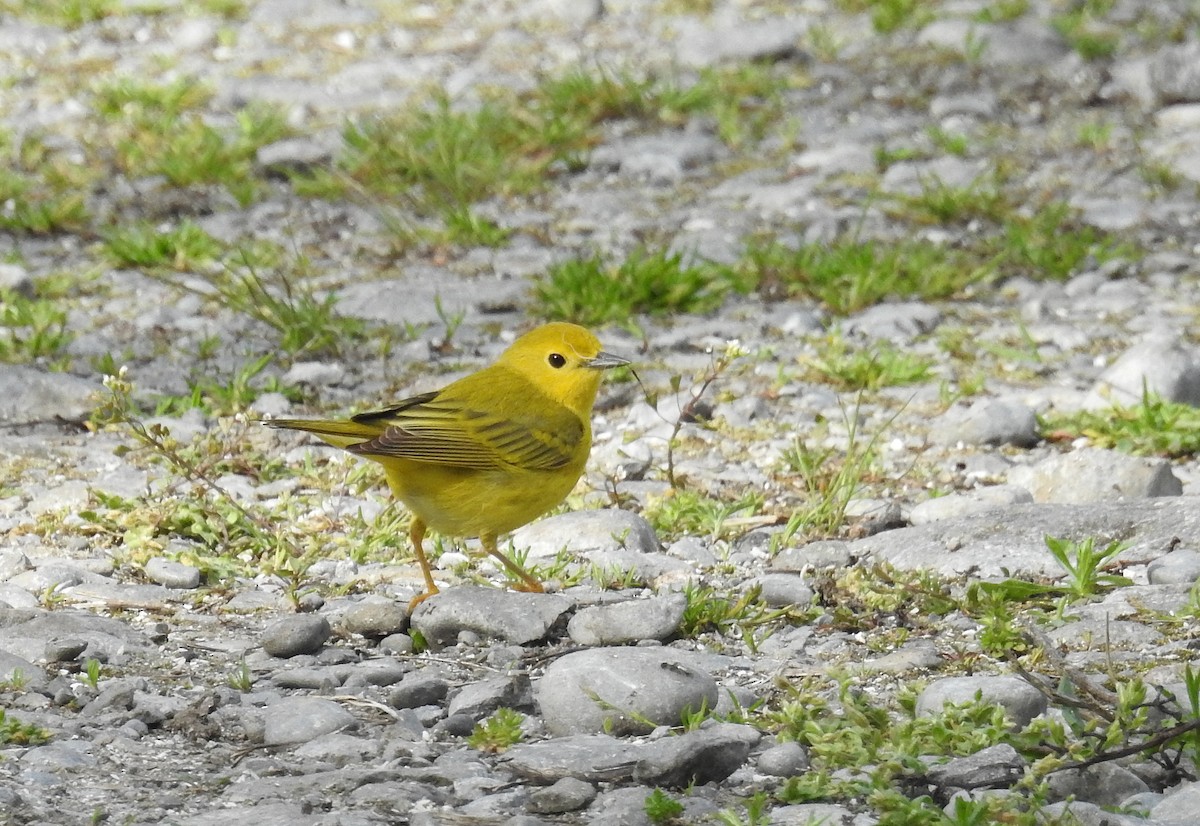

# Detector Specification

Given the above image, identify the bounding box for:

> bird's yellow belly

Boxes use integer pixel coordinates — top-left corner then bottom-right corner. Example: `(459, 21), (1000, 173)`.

(381, 460), (582, 539)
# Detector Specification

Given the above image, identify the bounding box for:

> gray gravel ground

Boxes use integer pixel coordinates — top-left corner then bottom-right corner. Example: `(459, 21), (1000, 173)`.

(4, 0), (1200, 824)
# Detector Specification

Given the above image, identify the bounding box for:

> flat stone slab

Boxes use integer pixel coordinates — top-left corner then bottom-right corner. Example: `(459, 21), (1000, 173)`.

(851, 499), (1200, 580)
(410, 587), (573, 648)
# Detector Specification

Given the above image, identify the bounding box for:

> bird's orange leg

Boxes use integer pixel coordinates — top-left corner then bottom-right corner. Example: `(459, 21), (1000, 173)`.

(483, 534), (544, 593)
(407, 518), (440, 611)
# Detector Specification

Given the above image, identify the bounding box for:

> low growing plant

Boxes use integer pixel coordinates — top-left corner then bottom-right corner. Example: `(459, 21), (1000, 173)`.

(468, 707), (525, 753)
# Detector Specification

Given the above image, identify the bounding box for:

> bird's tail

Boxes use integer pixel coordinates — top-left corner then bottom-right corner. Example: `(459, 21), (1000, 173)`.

(262, 418), (382, 450)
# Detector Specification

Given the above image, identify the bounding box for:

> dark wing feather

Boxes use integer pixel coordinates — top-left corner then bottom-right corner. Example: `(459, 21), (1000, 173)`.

(346, 372), (584, 471)
(350, 391), (440, 424)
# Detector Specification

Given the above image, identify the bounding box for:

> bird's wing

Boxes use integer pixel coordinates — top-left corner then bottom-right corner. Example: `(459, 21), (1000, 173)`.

(347, 377), (584, 471)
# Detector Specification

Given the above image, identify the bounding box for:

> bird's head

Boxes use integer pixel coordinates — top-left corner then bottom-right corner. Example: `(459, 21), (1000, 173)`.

(499, 322), (628, 414)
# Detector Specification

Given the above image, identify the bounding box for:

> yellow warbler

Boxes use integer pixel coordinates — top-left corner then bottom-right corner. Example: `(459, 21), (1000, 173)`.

(266, 322), (628, 607)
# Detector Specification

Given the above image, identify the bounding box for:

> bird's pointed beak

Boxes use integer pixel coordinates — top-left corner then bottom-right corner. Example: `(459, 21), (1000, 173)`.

(585, 350), (630, 370)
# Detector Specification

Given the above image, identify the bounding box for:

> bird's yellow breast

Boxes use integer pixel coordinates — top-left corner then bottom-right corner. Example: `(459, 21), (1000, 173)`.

(378, 455), (586, 539)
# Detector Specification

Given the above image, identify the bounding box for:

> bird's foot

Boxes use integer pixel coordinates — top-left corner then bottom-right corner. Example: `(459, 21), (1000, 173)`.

(407, 586), (439, 613)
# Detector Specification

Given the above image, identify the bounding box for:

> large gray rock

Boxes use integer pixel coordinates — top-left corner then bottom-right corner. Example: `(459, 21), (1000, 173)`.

(1148, 549), (1200, 585)
(1149, 41), (1200, 104)
(336, 272), (526, 328)
(1047, 617), (1164, 651)
(0, 650), (45, 689)
(527, 776), (597, 814)
(935, 399), (1040, 448)
(0, 365), (101, 423)
(447, 674), (533, 720)
(510, 509), (660, 559)
(338, 599), (408, 638)
(1046, 762), (1150, 807)
(567, 593), (686, 646)
(917, 17), (1068, 69)
(534, 647), (719, 736)
(1084, 337), (1200, 409)
(0, 608), (148, 664)
(410, 587), (572, 648)
(1152, 781), (1200, 821)
(909, 485), (1034, 525)
(673, 14), (806, 68)
(926, 744), (1024, 789)
(756, 741), (810, 777)
(634, 723), (760, 788)
(503, 734), (641, 783)
(176, 803), (322, 826)
(842, 301), (942, 342)
(854, 499), (1200, 580)
(1008, 448), (1181, 503)
(262, 697), (357, 746)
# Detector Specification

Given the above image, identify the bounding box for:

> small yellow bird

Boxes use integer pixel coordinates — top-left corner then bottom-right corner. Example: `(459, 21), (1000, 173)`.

(266, 322), (628, 608)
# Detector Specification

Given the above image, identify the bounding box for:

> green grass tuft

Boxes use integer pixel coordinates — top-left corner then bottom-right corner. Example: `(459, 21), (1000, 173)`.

(1043, 392), (1200, 458)
(740, 236), (990, 315)
(536, 247), (750, 325)
(103, 220), (222, 270)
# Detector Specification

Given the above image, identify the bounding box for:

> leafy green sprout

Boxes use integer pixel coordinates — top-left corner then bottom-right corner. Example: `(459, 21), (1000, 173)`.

(586, 561), (644, 591)
(152, 353), (299, 417)
(1044, 535), (1132, 598)
(779, 393), (898, 542)
(83, 658), (102, 689)
(228, 659), (253, 692)
(994, 201), (1136, 280)
(1184, 665), (1200, 763)
(1052, 0), (1120, 60)
(1076, 118), (1114, 152)
(713, 791), (771, 826)
(93, 75), (214, 120)
(0, 288), (73, 366)
(0, 709), (51, 745)
(834, 0), (935, 33)
(973, 0), (1029, 24)
(895, 175), (1011, 225)
(801, 334), (933, 391)
(467, 707), (525, 753)
(680, 583), (810, 653)
(212, 256), (369, 360)
(679, 697), (713, 732)
(109, 99), (290, 206)
(926, 126), (971, 157)
(971, 589), (1028, 659)
(944, 796), (1006, 826)
(643, 338), (748, 491)
(965, 535), (1132, 615)
(643, 489), (764, 544)
(0, 668), (29, 692)
(643, 788), (685, 824)
(0, 160), (90, 233)
(770, 679), (1027, 820)
(1042, 391), (1200, 458)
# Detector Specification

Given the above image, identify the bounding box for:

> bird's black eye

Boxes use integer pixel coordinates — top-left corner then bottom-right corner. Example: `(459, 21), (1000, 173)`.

(548, 352), (567, 368)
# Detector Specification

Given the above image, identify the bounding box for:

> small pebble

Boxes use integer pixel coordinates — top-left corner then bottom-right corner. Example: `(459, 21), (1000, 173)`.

(261, 615), (331, 659)
(756, 741), (810, 777)
(340, 600), (408, 637)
